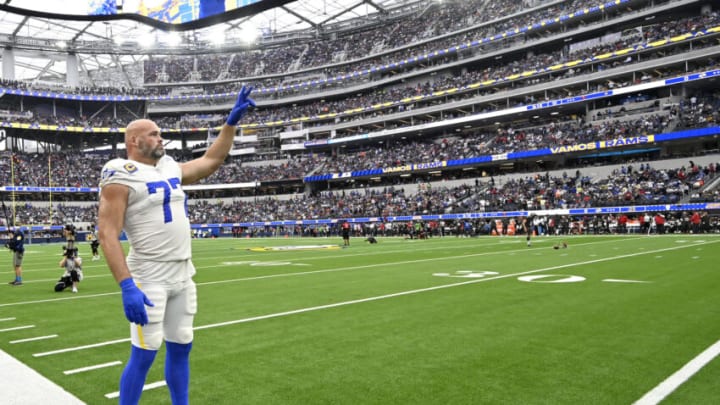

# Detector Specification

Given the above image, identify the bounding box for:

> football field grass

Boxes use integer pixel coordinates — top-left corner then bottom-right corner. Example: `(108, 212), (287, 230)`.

(1, 234), (719, 404)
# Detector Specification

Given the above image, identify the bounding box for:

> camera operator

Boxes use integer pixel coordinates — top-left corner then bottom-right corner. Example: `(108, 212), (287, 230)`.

(56, 248), (83, 293)
(6, 227), (25, 286)
(89, 230), (101, 261)
(64, 223), (77, 252)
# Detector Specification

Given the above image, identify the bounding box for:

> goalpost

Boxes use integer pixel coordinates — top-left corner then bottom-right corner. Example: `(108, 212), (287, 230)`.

(1, 153), (17, 229)
(2, 152), (67, 244)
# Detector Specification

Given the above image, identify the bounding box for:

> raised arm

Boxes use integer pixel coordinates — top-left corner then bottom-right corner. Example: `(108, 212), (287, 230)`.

(181, 85), (255, 185)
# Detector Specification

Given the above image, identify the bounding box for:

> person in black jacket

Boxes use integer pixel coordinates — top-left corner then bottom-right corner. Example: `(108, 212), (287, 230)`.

(6, 227), (25, 286)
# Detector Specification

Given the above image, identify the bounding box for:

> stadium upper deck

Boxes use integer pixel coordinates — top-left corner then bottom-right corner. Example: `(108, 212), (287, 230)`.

(0, 0), (718, 201)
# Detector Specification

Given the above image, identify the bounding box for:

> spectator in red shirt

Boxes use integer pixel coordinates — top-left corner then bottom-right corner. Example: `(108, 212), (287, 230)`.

(617, 214), (628, 234)
(690, 211), (702, 234)
(654, 213), (666, 234)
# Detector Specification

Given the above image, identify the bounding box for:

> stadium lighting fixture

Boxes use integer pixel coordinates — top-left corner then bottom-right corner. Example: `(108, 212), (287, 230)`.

(56, 40), (66, 49)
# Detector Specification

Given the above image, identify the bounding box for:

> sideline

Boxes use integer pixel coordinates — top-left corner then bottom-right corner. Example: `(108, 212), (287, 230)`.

(633, 338), (720, 405)
(0, 349), (85, 404)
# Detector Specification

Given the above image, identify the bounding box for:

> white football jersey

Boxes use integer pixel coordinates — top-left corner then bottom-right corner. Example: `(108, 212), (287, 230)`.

(100, 155), (194, 281)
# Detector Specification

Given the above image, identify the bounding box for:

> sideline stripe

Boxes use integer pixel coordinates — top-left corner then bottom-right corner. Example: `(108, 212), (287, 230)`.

(34, 240), (718, 358)
(0, 349), (85, 405)
(64, 361), (122, 375)
(3, 274), (112, 285)
(0, 292), (119, 308)
(10, 334), (58, 344)
(104, 380), (166, 399)
(0, 317), (16, 322)
(633, 339), (720, 405)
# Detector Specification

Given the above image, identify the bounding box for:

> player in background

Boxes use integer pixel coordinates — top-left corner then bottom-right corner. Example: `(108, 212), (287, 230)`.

(89, 230), (101, 261)
(341, 220), (351, 247)
(523, 215), (534, 247)
(98, 86), (255, 405)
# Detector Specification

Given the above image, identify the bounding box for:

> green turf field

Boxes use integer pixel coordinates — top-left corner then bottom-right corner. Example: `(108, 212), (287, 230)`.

(1, 234), (719, 404)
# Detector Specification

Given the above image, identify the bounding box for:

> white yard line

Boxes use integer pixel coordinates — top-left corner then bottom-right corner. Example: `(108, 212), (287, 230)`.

(64, 361), (123, 375)
(10, 334), (58, 344)
(0, 292), (120, 308)
(104, 380), (166, 399)
(0, 325), (35, 333)
(633, 339), (720, 405)
(34, 338), (130, 357)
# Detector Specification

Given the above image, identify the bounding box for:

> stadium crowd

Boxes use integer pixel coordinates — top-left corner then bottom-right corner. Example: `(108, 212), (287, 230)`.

(3, 156), (718, 228)
(0, 0), (714, 106)
(143, 0), (577, 84)
(0, 9), (716, 138)
(0, 0), (718, 238)
(3, 90), (717, 192)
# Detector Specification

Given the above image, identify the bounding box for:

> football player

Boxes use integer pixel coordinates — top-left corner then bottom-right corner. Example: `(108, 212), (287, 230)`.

(98, 86), (254, 405)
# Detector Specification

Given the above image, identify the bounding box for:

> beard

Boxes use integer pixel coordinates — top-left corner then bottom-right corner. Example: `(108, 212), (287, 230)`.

(150, 147), (165, 159)
(138, 140), (165, 160)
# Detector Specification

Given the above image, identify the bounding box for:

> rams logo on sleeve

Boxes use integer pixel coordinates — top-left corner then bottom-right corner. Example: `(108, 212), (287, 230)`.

(124, 163), (138, 173)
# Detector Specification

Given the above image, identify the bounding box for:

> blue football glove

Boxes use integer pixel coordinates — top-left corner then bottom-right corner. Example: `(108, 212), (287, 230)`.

(119, 278), (154, 326)
(226, 85), (256, 126)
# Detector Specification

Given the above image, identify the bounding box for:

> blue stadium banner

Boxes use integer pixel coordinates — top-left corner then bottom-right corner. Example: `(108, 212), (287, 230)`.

(1, 186), (99, 193)
(304, 127), (720, 182)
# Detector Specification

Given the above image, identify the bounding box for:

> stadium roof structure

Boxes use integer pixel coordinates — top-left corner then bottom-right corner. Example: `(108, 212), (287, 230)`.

(0, 0), (417, 83)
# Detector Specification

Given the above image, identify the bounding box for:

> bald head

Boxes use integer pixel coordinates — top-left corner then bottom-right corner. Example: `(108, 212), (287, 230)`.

(124, 119), (165, 164)
(125, 119), (156, 144)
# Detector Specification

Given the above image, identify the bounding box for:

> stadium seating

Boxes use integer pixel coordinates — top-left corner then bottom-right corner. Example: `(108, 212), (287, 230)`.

(1, 0), (719, 235)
